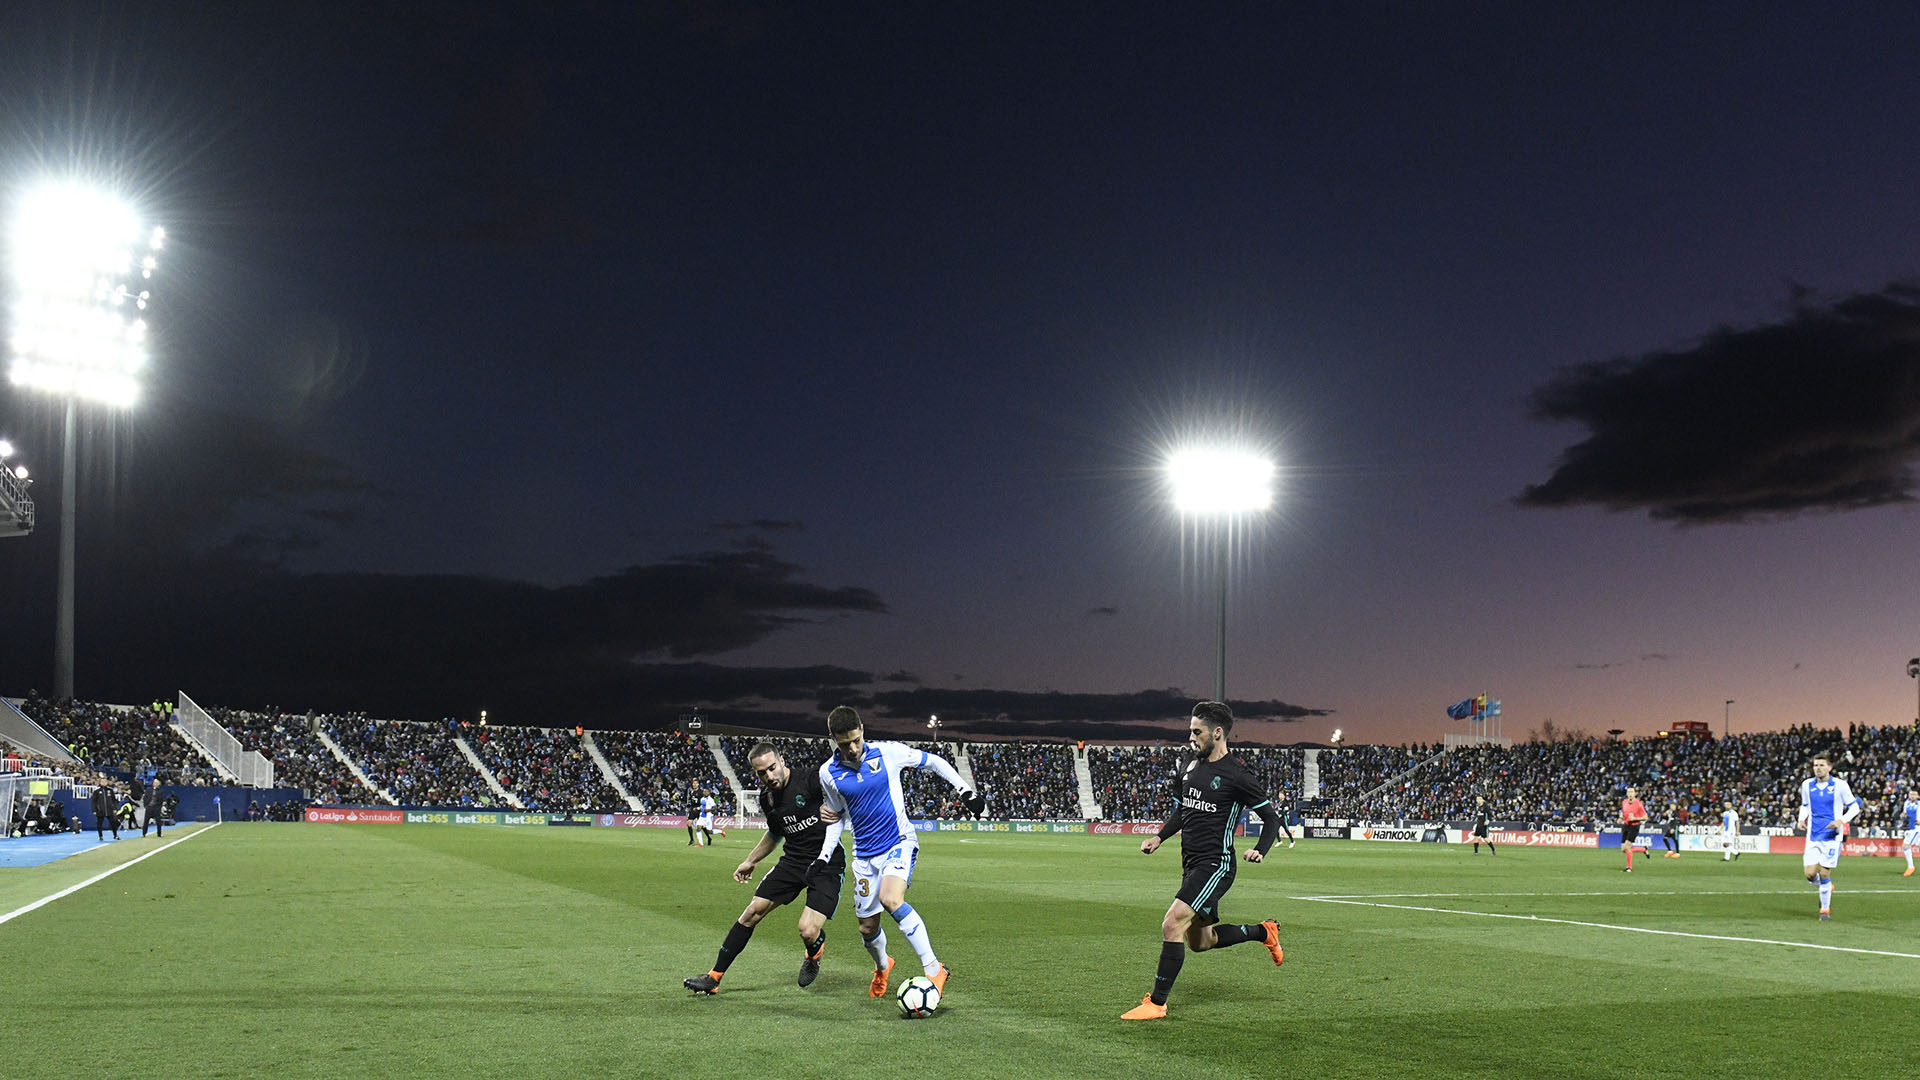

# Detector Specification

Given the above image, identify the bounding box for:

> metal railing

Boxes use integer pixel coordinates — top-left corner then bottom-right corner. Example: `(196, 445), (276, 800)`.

(175, 692), (275, 788)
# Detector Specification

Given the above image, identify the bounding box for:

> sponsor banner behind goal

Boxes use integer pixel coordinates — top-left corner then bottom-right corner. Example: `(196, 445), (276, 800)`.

(1354, 825), (1446, 843)
(1768, 834), (1906, 858)
(1445, 828), (1598, 848)
(305, 807), (405, 824)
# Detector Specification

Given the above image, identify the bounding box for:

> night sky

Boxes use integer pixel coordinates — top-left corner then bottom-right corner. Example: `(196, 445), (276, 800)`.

(5, 2), (1920, 743)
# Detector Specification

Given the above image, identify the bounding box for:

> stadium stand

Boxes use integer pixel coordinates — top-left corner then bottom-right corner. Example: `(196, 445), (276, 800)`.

(593, 730), (730, 815)
(209, 705), (371, 805)
(325, 717), (498, 808)
(467, 725), (624, 812)
(964, 740), (1081, 819)
(17, 693), (214, 784)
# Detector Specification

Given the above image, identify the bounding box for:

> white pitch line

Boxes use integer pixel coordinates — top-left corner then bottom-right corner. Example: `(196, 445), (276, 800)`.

(0, 823), (219, 927)
(1302, 888), (1920, 900)
(1290, 894), (1920, 959)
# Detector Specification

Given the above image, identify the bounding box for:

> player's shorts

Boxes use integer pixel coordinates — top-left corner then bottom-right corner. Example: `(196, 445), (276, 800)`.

(755, 858), (843, 918)
(1804, 837), (1842, 868)
(696, 814), (714, 830)
(1175, 858), (1236, 923)
(1721, 831), (1737, 846)
(1621, 823), (1640, 845)
(849, 840), (918, 919)
(1903, 828), (1919, 849)
(1469, 825), (1491, 840)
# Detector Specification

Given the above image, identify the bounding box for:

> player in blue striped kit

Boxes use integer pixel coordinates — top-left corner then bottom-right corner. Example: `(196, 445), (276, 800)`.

(815, 706), (985, 1000)
(1796, 754), (1861, 920)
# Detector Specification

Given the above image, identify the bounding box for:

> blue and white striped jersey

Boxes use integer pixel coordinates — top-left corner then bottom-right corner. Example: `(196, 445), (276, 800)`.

(1903, 799), (1918, 831)
(1798, 776), (1860, 840)
(819, 741), (965, 859)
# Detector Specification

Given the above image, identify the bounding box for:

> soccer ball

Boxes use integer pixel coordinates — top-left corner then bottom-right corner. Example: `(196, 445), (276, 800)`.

(896, 975), (939, 1018)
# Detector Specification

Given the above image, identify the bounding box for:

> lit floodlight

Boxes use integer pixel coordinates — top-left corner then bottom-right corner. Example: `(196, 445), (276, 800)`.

(12, 465), (26, 480)
(6, 181), (158, 408)
(0, 440), (10, 458)
(1167, 448), (1274, 514)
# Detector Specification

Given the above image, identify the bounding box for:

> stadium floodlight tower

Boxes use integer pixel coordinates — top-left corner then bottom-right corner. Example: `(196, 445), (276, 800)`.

(0, 439), (32, 537)
(6, 180), (163, 699)
(1166, 447), (1275, 702)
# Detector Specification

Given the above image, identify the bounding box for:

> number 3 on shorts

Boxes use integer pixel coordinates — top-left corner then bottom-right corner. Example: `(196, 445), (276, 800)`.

(857, 876), (871, 897)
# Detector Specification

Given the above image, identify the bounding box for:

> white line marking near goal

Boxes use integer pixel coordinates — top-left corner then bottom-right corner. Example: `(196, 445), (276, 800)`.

(1288, 894), (1920, 959)
(0, 823), (219, 928)
(1302, 888), (1920, 900)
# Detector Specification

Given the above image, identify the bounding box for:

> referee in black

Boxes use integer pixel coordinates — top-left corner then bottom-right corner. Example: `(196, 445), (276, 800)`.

(1469, 796), (1495, 854)
(684, 742), (845, 994)
(1125, 702), (1286, 1021)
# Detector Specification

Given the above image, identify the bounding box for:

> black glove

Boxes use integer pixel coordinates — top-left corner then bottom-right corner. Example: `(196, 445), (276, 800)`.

(960, 789), (987, 817)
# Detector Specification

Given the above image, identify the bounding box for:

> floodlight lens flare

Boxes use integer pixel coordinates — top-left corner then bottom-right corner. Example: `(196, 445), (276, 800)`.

(1167, 449), (1275, 514)
(0, 440), (11, 458)
(6, 181), (157, 407)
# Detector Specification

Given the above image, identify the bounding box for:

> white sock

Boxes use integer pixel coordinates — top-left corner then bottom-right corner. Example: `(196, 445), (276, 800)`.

(1906, 850), (1914, 869)
(1818, 877), (1833, 910)
(888, 902), (940, 973)
(863, 928), (888, 969)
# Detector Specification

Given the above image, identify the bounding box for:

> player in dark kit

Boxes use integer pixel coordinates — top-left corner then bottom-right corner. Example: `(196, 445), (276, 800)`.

(1469, 796), (1495, 854)
(1123, 701), (1287, 1021)
(685, 743), (846, 994)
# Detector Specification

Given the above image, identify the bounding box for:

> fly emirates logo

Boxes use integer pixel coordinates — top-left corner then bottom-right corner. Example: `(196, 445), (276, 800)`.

(1180, 792), (1219, 813)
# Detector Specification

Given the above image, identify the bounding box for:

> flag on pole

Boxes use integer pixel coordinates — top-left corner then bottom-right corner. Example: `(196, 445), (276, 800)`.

(1446, 699), (1474, 720)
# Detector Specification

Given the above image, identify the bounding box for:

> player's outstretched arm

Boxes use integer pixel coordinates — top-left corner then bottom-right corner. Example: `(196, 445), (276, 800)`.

(1244, 800), (1284, 862)
(736, 833), (778, 882)
(894, 742), (986, 816)
(1143, 804), (1183, 853)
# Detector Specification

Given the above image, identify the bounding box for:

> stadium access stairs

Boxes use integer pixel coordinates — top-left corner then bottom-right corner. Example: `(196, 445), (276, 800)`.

(453, 735), (524, 809)
(951, 743), (976, 791)
(168, 719), (240, 784)
(579, 730), (648, 807)
(1071, 744), (1101, 819)
(582, 731), (643, 811)
(705, 735), (747, 811)
(316, 727), (396, 804)
(1352, 746), (1451, 805)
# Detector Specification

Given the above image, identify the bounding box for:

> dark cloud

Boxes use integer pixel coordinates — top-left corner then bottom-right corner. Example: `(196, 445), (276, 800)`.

(1518, 284), (1920, 522)
(713, 519), (806, 533)
(1574, 662), (1618, 670)
(0, 546), (886, 727)
(880, 670), (922, 684)
(1085, 605), (1119, 617)
(1640, 653), (1670, 662)
(868, 687), (1329, 728)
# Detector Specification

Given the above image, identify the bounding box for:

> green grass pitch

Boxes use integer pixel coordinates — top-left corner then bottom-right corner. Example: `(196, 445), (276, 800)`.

(5, 825), (1915, 1078)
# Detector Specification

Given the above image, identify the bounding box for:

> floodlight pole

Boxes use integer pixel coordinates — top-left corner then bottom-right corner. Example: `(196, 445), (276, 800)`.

(55, 398), (76, 699)
(1214, 524), (1228, 702)
(1723, 699), (1733, 740)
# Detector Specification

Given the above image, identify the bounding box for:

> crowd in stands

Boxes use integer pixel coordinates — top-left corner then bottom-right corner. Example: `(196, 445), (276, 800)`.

(1087, 745), (1188, 821)
(965, 741), (1081, 819)
(595, 730), (729, 814)
(18, 693), (212, 784)
(18, 688), (1920, 836)
(1314, 744), (1431, 811)
(469, 726), (624, 812)
(210, 705), (371, 805)
(326, 718), (498, 807)
(1328, 724), (1920, 834)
